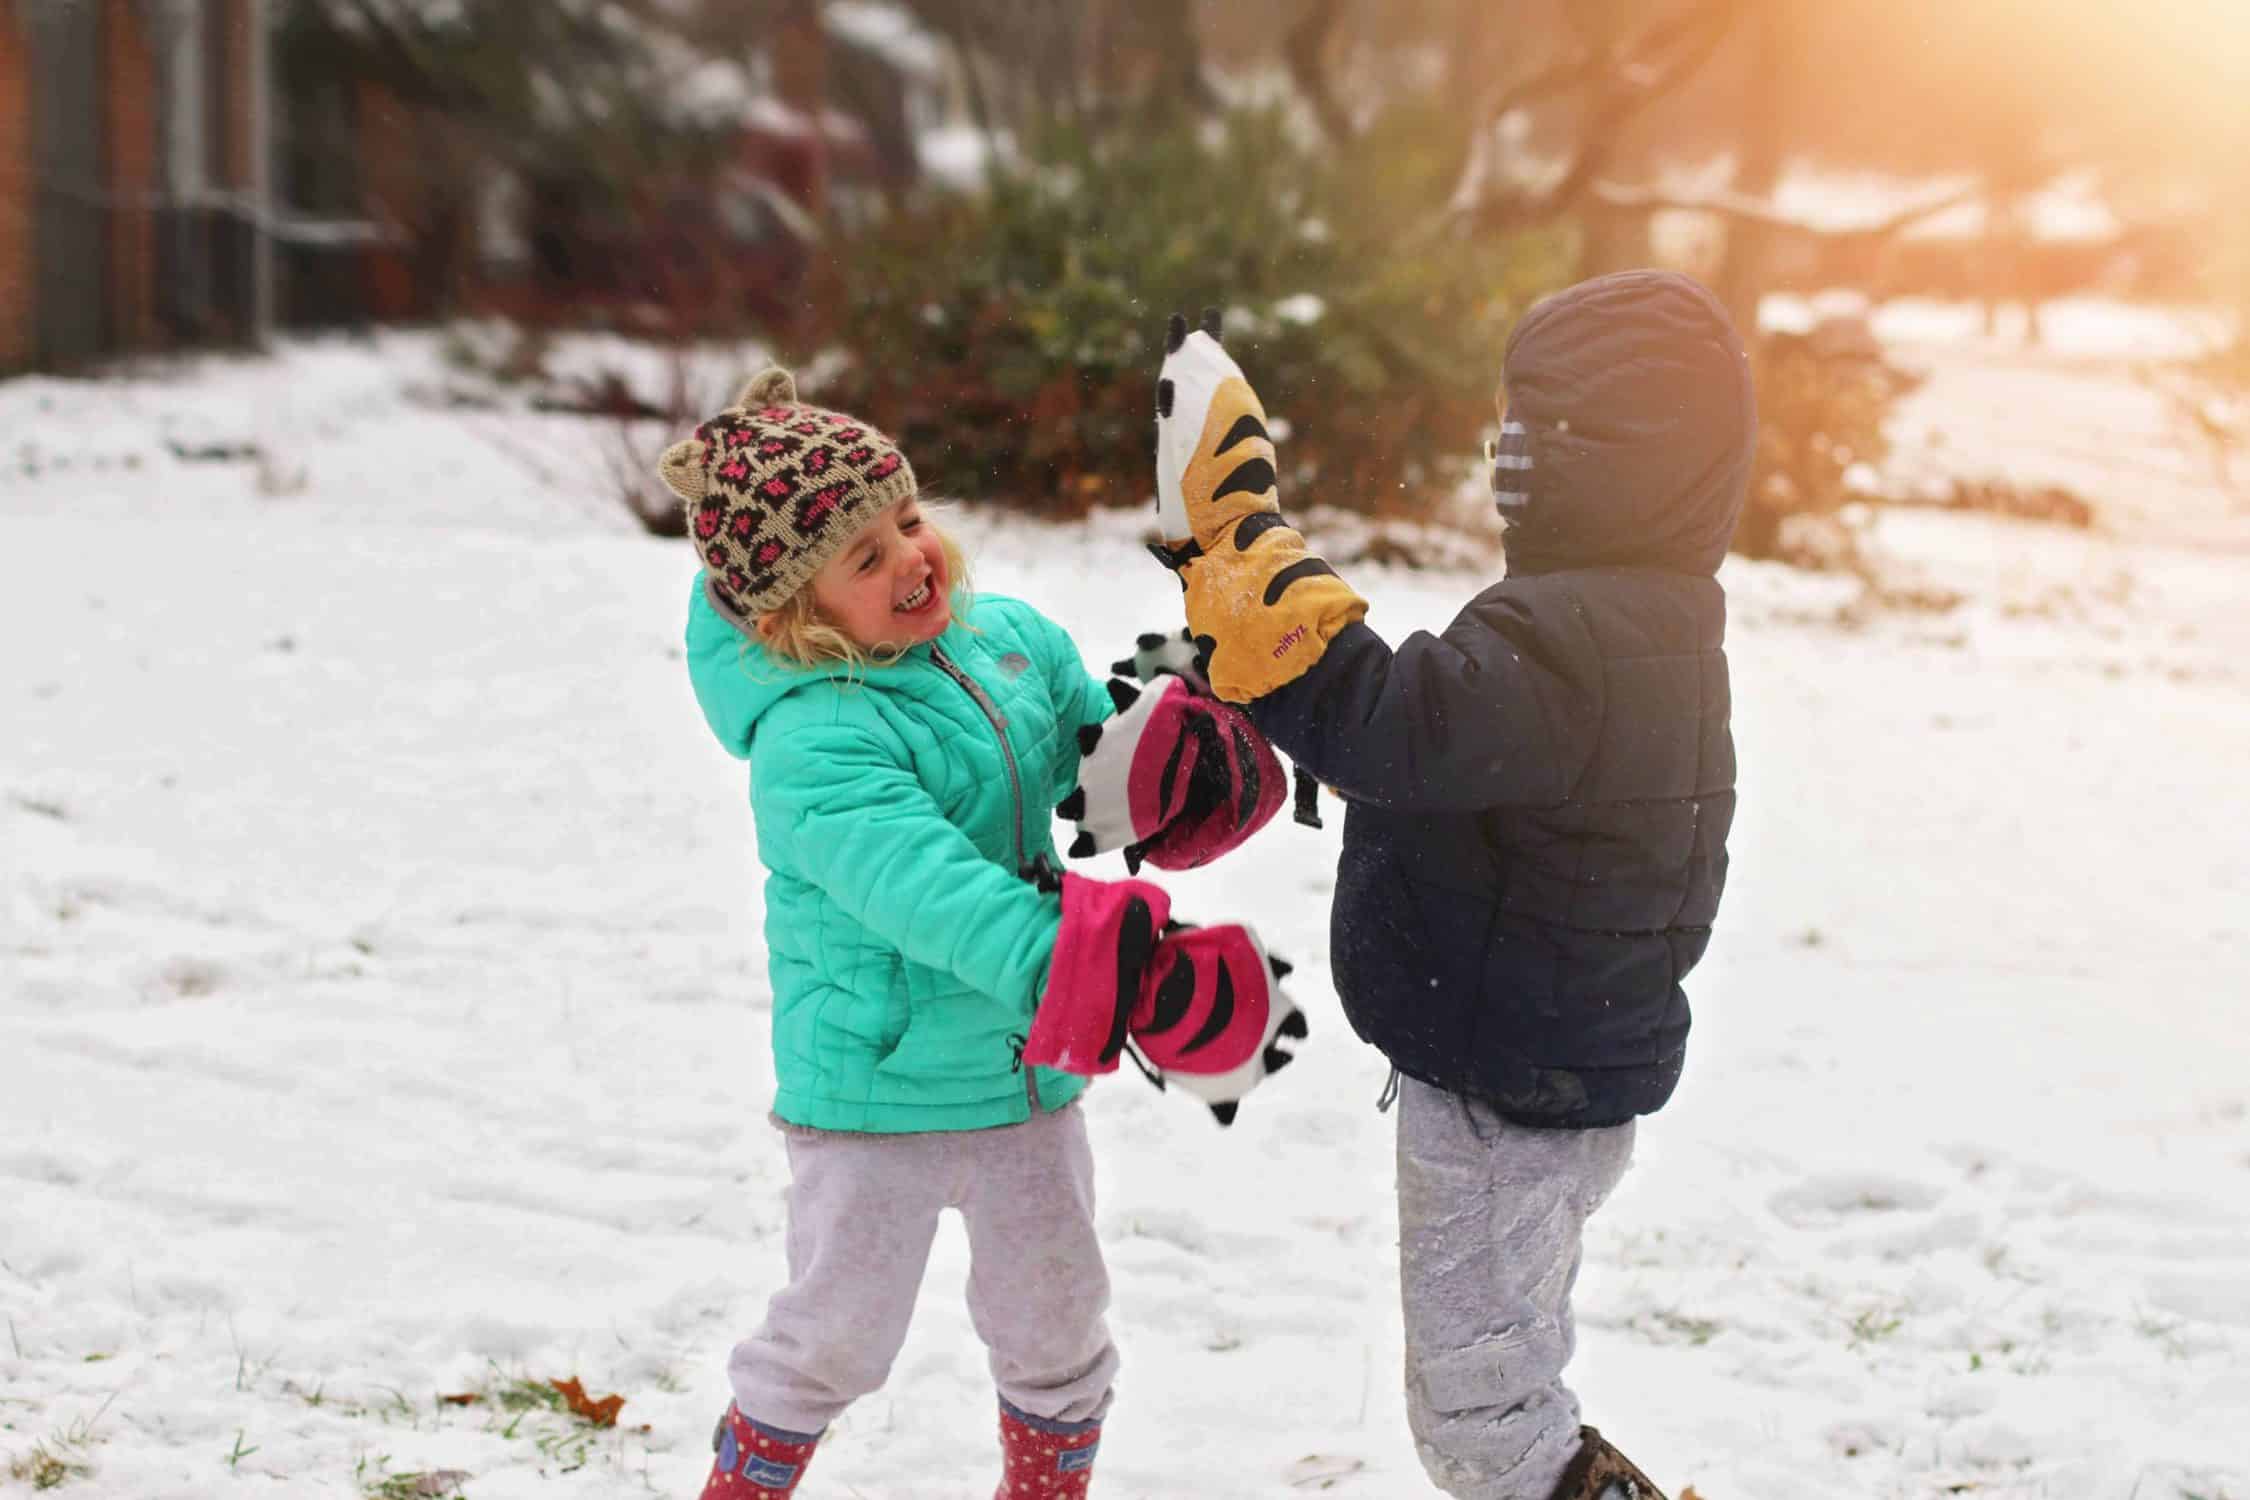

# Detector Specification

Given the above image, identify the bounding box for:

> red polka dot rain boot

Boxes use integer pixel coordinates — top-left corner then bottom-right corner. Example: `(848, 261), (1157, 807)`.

(698, 1405), (821, 1499)
(994, 1399), (1101, 1499)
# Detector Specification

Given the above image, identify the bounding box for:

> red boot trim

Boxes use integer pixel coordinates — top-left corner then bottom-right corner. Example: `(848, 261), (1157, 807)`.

(995, 1399), (1102, 1500)
(699, 1405), (821, 1499)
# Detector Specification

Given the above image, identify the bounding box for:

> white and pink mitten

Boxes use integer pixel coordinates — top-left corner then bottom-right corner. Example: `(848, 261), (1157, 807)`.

(1129, 923), (1306, 1127)
(1057, 676), (1284, 872)
(1024, 878), (1307, 1125)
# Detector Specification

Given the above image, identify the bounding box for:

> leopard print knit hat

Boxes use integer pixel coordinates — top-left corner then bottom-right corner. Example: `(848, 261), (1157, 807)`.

(657, 368), (919, 621)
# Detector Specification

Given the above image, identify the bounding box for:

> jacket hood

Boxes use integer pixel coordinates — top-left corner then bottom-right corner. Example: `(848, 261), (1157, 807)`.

(685, 573), (930, 758)
(1498, 270), (1756, 577)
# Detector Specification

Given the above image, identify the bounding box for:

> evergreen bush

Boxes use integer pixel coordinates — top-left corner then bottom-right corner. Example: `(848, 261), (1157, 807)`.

(814, 108), (1571, 519)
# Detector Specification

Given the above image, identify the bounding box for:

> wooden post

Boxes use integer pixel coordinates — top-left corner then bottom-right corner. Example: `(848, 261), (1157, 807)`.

(0, 0), (32, 369)
(241, 0), (270, 345)
(772, 0), (828, 225)
(103, 0), (159, 351)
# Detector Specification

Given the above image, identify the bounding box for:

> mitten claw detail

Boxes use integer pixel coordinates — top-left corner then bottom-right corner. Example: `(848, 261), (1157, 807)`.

(1127, 923), (1307, 1123)
(1151, 311), (1369, 701)
(1111, 626), (1203, 685)
(1058, 675), (1284, 871)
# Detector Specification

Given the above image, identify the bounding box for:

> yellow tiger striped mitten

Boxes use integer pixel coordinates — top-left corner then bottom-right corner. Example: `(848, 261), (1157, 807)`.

(1151, 310), (1367, 703)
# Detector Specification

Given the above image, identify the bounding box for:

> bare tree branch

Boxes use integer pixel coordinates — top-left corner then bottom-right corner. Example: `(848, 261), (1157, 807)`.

(1538, 5), (1733, 219)
(1437, 0), (1738, 237)
(1587, 181), (1981, 240)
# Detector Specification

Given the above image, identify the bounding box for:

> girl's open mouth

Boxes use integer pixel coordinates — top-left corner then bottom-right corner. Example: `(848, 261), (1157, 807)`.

(894, 580), (935, 614)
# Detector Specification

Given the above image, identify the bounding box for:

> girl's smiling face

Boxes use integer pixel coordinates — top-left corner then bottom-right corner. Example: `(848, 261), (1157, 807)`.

(804, 497), (951, 652)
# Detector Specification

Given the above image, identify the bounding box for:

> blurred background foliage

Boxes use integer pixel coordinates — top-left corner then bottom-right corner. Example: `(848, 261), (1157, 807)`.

(816, 107), (1572, 518)
(16, 0), (2250, 563)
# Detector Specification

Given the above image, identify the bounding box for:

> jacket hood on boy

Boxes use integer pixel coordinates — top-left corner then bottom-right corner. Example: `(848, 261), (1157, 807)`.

(1498, 269), (1756, 578)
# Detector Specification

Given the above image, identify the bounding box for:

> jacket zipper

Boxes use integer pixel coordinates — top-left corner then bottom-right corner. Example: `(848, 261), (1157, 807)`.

(929, 642), (1044, 1114)
(931, 643), (1028, 877)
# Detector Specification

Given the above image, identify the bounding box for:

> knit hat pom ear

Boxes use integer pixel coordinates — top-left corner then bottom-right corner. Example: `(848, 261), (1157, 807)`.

(735, 367), (798, 409)
(655, 437), (710, 503)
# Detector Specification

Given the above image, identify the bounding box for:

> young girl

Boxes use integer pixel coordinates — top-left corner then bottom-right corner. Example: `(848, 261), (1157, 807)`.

(661, 369), (1298, 1499)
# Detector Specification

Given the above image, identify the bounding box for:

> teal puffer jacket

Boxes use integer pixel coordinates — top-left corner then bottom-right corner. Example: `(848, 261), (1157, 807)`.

(686, 575), (1113, 1132)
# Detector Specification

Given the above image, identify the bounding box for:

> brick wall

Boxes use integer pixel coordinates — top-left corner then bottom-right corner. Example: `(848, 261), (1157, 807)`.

(103, 0), (157, 350)
(356, 78), (420, 318)
(0, 2), (32, 370)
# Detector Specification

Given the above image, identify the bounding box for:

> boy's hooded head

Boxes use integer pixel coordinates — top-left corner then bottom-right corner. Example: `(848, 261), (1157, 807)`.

(1494, 270), (1756, 578)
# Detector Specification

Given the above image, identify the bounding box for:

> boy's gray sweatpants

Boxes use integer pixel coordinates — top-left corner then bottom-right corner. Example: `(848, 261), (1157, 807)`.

(729, 1101), (1118, 1437)
(1397, 1076), (1636, 1500)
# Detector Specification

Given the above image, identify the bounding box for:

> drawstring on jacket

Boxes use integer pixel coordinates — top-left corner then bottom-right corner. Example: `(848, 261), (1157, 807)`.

(1375, 1066), (1401, 1113)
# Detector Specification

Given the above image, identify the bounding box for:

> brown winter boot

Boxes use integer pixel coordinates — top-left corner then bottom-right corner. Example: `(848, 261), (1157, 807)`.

(1545, 1426), (1669, 1500)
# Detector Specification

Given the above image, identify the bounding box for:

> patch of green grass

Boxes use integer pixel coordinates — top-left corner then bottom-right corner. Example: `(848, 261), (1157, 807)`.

(490, 1377), (567, 1416)
(364, 1471), (469, 1499)
(373, 1364), (634, 1474)
(1847, 1307), (1905, 1346)
(6, 1393), (117, 1489)
(1637, 1309), (1722, 1346)
(2135, 1312), (2194, 1361)
(369, 1385), (421, 1428)
(533, 1422), (599, 1473)
(7, 1438), (92, 1491)
(470, 1370), (572, 1440)
(528, 1430), (598, 1475)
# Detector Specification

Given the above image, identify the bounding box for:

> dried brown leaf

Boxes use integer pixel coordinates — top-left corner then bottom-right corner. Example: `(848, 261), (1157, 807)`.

(548, 1376), (626, 1428)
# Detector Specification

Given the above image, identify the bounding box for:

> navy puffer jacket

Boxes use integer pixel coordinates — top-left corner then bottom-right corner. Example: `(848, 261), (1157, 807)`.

(1250, 271), (1753, 1129)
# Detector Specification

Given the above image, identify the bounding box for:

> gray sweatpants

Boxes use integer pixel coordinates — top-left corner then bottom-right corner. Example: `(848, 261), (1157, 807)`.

(729, 1102), (1119, 1437)
(1397, 1076), (1636, 1500)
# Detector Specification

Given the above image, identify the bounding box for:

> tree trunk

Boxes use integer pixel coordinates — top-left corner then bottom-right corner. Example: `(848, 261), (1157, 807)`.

(1284, 0), (1351, 144)
(1442, 0), (1502, 123)
(1140, 0), (1213, 112)
(1713, 0), (1786, 340)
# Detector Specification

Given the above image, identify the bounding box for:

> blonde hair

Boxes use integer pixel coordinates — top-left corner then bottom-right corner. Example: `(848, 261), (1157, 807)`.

(754, 518), (974, 672)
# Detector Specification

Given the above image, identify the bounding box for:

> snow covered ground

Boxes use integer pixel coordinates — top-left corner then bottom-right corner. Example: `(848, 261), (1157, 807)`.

(4, 316), (2247, 1499)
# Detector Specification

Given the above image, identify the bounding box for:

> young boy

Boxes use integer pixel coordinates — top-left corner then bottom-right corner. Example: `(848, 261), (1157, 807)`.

(1145, 273), (1754, 1500)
